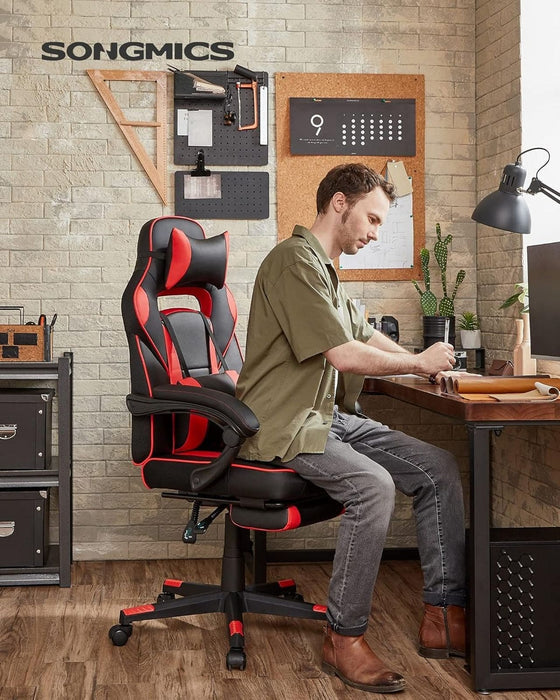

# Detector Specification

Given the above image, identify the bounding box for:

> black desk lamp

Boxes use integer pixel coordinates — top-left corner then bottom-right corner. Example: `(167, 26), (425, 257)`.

(472, 147), (560, 234)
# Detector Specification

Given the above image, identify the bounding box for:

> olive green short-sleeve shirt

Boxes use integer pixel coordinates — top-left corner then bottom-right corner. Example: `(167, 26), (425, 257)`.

(236, 225), (374, 462)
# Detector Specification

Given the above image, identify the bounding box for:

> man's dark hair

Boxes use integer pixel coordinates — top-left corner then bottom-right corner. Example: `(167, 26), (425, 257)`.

(316, 163), (396, 215)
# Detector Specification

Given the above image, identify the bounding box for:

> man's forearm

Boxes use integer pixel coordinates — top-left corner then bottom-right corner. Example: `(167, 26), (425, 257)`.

(367, 328), (410, 355)
(326, 340), (418, 376)
(325, 338), (453, 377)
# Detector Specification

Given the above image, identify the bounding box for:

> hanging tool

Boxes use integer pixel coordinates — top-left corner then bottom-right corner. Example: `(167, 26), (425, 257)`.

(223, 85), (236, 126)
(259, 84), (268, 145)
(168, 65), (226, 97)
(234, 64), (258, 131)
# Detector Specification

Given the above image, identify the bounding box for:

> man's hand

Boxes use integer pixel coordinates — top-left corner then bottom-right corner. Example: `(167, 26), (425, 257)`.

(415, 342), (456, 377)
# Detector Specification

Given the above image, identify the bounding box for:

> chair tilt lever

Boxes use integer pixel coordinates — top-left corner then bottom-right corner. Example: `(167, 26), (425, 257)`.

(183, 501), (228, 543)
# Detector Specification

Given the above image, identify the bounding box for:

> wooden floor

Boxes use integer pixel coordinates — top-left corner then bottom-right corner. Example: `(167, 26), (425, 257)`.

(0, 558), (559, 700)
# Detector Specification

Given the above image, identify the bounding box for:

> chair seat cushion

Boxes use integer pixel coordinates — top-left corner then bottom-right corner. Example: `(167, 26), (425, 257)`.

(141, 452), (344, 533)
(141, 452), (331, 502)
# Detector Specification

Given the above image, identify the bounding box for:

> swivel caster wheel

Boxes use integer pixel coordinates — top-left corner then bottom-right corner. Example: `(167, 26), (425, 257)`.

(108, 624), (133, 646)
(226, 647), (246, 670)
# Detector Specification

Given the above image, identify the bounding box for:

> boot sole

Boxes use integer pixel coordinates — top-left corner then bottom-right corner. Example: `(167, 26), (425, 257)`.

(321, 661), (406, 693)
(418, 645), (466, 659)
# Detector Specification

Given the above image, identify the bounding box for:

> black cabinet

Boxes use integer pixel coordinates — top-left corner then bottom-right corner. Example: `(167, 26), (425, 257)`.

(0, 490), (49, 567)
(490, 528), (560, 676)
(0, 389), (53, 469)
(0, 354), (72, 586)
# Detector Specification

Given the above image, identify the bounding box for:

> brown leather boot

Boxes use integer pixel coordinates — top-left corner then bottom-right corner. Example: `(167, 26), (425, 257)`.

(418, 604), (466, 658)
(322, 625), (406, 693)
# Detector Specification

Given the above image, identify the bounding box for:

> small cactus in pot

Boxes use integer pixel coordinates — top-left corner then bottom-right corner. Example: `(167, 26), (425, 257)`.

(412, 223), (466, 318)
(412, 248), (438, 315)
(412, 223), (466, 348)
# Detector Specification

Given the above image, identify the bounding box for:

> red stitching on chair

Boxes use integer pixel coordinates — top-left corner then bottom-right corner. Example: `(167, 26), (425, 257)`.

(136, 452), (300, 473)
(230, 462), (296, 473)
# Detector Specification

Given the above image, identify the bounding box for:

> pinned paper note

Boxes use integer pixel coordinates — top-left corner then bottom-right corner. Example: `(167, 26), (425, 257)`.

(187, 110), (213, 147)
(386, 160), (413, 197)
(183, 173), (222, 200)
(177, 109), (189, 136)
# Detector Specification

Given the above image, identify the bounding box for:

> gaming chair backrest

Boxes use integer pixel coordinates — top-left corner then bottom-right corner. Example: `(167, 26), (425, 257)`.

(121, 216), (243, 464)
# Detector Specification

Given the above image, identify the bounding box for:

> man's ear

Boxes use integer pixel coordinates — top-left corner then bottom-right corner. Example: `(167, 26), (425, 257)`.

(332, 191), (346, 213)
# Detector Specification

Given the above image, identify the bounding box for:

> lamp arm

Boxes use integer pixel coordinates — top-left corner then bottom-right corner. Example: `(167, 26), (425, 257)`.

(525, 177), (560, 206)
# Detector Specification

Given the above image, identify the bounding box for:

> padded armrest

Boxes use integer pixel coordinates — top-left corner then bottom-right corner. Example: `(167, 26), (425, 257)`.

(126, 388), (259, 491)
(127, 385), (259, 438)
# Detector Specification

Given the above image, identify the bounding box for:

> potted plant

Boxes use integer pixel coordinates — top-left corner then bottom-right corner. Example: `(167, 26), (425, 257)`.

(412, 223), (466, 348)
(458, 311), (481, 349)
(499, 283), (535, 375)
(499, 282), (529, 314)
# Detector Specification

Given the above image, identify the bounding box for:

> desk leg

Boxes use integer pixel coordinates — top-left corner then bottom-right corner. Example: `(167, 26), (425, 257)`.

(468, 425), (496, 693)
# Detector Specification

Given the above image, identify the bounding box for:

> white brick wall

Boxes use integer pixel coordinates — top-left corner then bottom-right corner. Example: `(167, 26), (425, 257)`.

(475, 0), (560, 529)
(2, 0), (479, 560)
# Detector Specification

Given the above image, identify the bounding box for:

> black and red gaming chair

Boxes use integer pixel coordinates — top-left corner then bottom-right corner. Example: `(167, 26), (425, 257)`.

(111, 216), (342, 670)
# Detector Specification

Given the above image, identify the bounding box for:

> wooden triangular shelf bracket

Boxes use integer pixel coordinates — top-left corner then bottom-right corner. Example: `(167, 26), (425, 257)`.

(87, 69), (168, 204)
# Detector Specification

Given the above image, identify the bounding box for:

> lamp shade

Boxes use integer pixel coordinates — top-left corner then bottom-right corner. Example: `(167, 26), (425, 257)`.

(471, 161), (532, 234)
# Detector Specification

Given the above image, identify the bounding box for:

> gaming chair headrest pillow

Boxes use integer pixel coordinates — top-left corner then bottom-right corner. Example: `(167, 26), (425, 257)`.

(164, 228), (229, 290)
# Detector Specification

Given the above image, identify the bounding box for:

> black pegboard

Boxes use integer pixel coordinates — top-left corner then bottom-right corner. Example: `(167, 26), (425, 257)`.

(174, 171), (269, 219)
(174, 71), (268, 166)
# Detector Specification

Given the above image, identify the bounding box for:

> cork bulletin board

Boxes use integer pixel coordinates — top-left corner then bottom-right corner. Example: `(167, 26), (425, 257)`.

(275, 73), (425, 281)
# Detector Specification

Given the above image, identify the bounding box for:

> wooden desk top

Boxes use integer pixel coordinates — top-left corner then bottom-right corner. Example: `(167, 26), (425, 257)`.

(363, 375), (560, 425)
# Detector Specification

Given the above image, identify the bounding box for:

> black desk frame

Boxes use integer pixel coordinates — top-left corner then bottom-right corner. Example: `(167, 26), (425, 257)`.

(469, 422), (560, 692)
(364, 377), (560, 693)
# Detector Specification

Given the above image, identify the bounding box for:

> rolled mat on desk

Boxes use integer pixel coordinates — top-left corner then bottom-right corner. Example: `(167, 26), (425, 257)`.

(440, 374), (560, 401)
(489, 381), (560, 402)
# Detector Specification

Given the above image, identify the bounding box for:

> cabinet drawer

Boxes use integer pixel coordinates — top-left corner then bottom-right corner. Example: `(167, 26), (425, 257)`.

(0, 389), (53, 469)
(0, 489), (49, 567)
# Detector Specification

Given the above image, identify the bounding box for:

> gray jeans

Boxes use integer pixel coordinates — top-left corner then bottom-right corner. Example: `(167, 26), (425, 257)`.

(284, 409), (466, 636)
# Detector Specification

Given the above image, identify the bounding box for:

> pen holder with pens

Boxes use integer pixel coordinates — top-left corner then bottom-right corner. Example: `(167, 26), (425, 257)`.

(0, 306), (54, 362)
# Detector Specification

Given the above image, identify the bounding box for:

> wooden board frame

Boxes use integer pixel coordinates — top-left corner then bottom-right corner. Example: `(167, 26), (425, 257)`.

(87, 69), (168, 204)
(275, 72), (425, 281)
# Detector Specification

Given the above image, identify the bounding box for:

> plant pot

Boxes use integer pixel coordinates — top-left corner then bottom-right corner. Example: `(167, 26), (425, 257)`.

(423, 315), (455, 349)
(460, 329), (481, 349)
